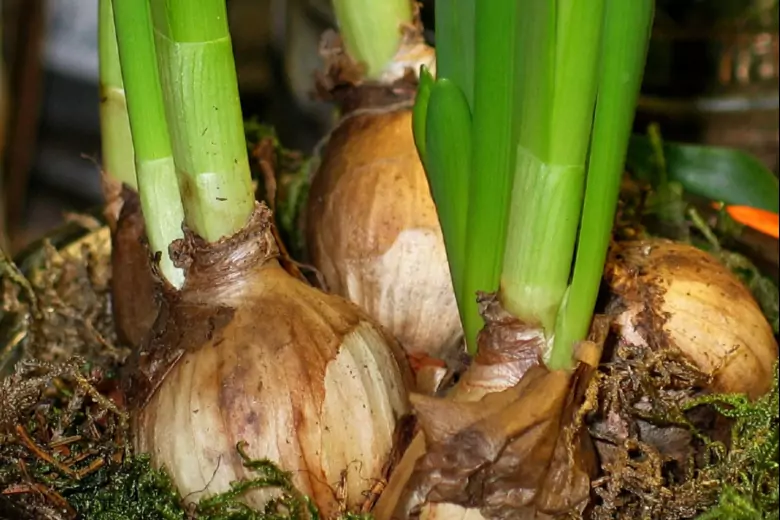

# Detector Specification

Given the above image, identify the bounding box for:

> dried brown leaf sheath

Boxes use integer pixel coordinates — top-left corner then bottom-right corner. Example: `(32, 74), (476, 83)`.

(108, 186), (160, 348)
(382, 296), (606, 520)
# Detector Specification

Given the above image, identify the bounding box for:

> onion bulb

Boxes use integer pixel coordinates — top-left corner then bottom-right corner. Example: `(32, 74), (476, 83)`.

(129, 203), (414, 517)
(607, 238), (778, 399)
(306, 107), (462, 363)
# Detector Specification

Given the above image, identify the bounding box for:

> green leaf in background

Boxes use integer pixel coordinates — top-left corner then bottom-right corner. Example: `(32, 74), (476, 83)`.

(627, 135), (780, 213)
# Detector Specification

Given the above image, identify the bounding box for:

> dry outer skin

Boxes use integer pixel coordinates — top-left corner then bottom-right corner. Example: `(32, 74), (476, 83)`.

(449, 296), (548, 403)
(106, 185), (160, 348)
(607, 238), (778, 399)
(306, 106), (462, 364)
(375, 294), (607, 520)
(127, 203), (416, 518)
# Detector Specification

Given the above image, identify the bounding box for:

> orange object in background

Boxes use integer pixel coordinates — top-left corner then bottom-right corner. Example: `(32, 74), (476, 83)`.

(713, 203), (780, 239)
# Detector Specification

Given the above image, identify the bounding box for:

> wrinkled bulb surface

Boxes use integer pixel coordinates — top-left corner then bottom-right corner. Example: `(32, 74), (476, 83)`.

(131, 206), (413, 517)
(306, 109), (462, 361)
(608, 239), (777, 399)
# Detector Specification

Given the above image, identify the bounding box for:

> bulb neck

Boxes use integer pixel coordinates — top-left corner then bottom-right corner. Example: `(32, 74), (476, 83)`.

(448, 292), (546, 401)
(165, 202), (280, 298)
(123, 203), (281, 410)
(316, 26), (435, 115)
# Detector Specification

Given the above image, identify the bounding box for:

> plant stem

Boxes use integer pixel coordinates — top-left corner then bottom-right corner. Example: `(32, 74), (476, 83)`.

(331, 0), (413, 80)
(434, 0), (475, 110)
(151, 0), (254, 242)
(551, 0), (654, 370)
(500, 0), (605, 335)
(460, 0), (519, 353)
(98, 0), (137, 189)
(112, 0), (185, 288)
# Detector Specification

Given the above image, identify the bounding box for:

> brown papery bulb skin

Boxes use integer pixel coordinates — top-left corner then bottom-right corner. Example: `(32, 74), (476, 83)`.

(306, 107), (462, 362)
(131, 204), (414, 518)
(608, 239), (778, 399)
(103, 182), (160, 348)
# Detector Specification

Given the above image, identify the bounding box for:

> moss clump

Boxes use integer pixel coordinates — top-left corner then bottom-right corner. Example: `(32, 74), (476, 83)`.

(689, 369), (779, 520)
(65, 455), (187, 520)
(194, 441), (318, 520)
(590, 344), (779, 520)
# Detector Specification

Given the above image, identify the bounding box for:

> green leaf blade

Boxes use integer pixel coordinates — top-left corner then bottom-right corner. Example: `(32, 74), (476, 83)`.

(627, 136), (780, 213)
(552, 0), (655, 370)
(412, 66), (435, 166)
(435, 0), (476, 111)
(462, 0), (519, 353)
(423, 78), (472, 344)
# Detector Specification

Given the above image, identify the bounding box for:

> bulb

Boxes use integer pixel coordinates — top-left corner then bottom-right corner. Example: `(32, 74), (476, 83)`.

(129, 204), (414, 518)
(306, 108), (462, 363)
(607, 238), (778, 399)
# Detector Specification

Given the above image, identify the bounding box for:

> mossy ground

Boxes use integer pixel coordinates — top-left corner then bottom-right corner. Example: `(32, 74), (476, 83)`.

(0, 226), (365, 520)
(594, 126), (779, 519)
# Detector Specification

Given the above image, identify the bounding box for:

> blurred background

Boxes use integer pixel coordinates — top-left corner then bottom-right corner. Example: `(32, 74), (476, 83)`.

(0, 0), (777, 254)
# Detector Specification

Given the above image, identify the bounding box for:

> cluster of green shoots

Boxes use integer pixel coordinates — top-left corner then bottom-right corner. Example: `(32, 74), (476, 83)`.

(413, 0), (655, 369)
(99, 0), (255, 288)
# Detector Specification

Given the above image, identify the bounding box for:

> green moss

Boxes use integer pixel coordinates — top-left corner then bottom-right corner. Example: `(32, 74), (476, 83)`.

(195, 441), (319, 520)
(67, 456), (187, 520)
(688, 368), (780, 520)
(696, 487), (772, 520)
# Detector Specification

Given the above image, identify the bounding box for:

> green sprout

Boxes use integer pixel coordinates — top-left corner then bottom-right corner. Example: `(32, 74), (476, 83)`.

(415, 0), (655, 367)
(150, 0), (255, 243)
(98, 0), (137, 190)
(331, 0), (413, 79)
(107, 0), (185, 287)
(100, 0), (260, 285)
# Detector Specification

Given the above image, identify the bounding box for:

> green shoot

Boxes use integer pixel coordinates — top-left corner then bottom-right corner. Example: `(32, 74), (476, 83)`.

(459, 0), (520, 353)
(110, 0), (185, 288)
(552, 0), (655, 369)
(98, 0), (137, 190)
(434, 0), (475, 110)
(331, 0), (413, 79)
(151, 0), (254, 243)
(421, 77), (472, 322)
(415, 0), (517, 353)
(412, 67), (434, 165)
(417, 1), (654, 363)
(501, 0), (605, 337)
